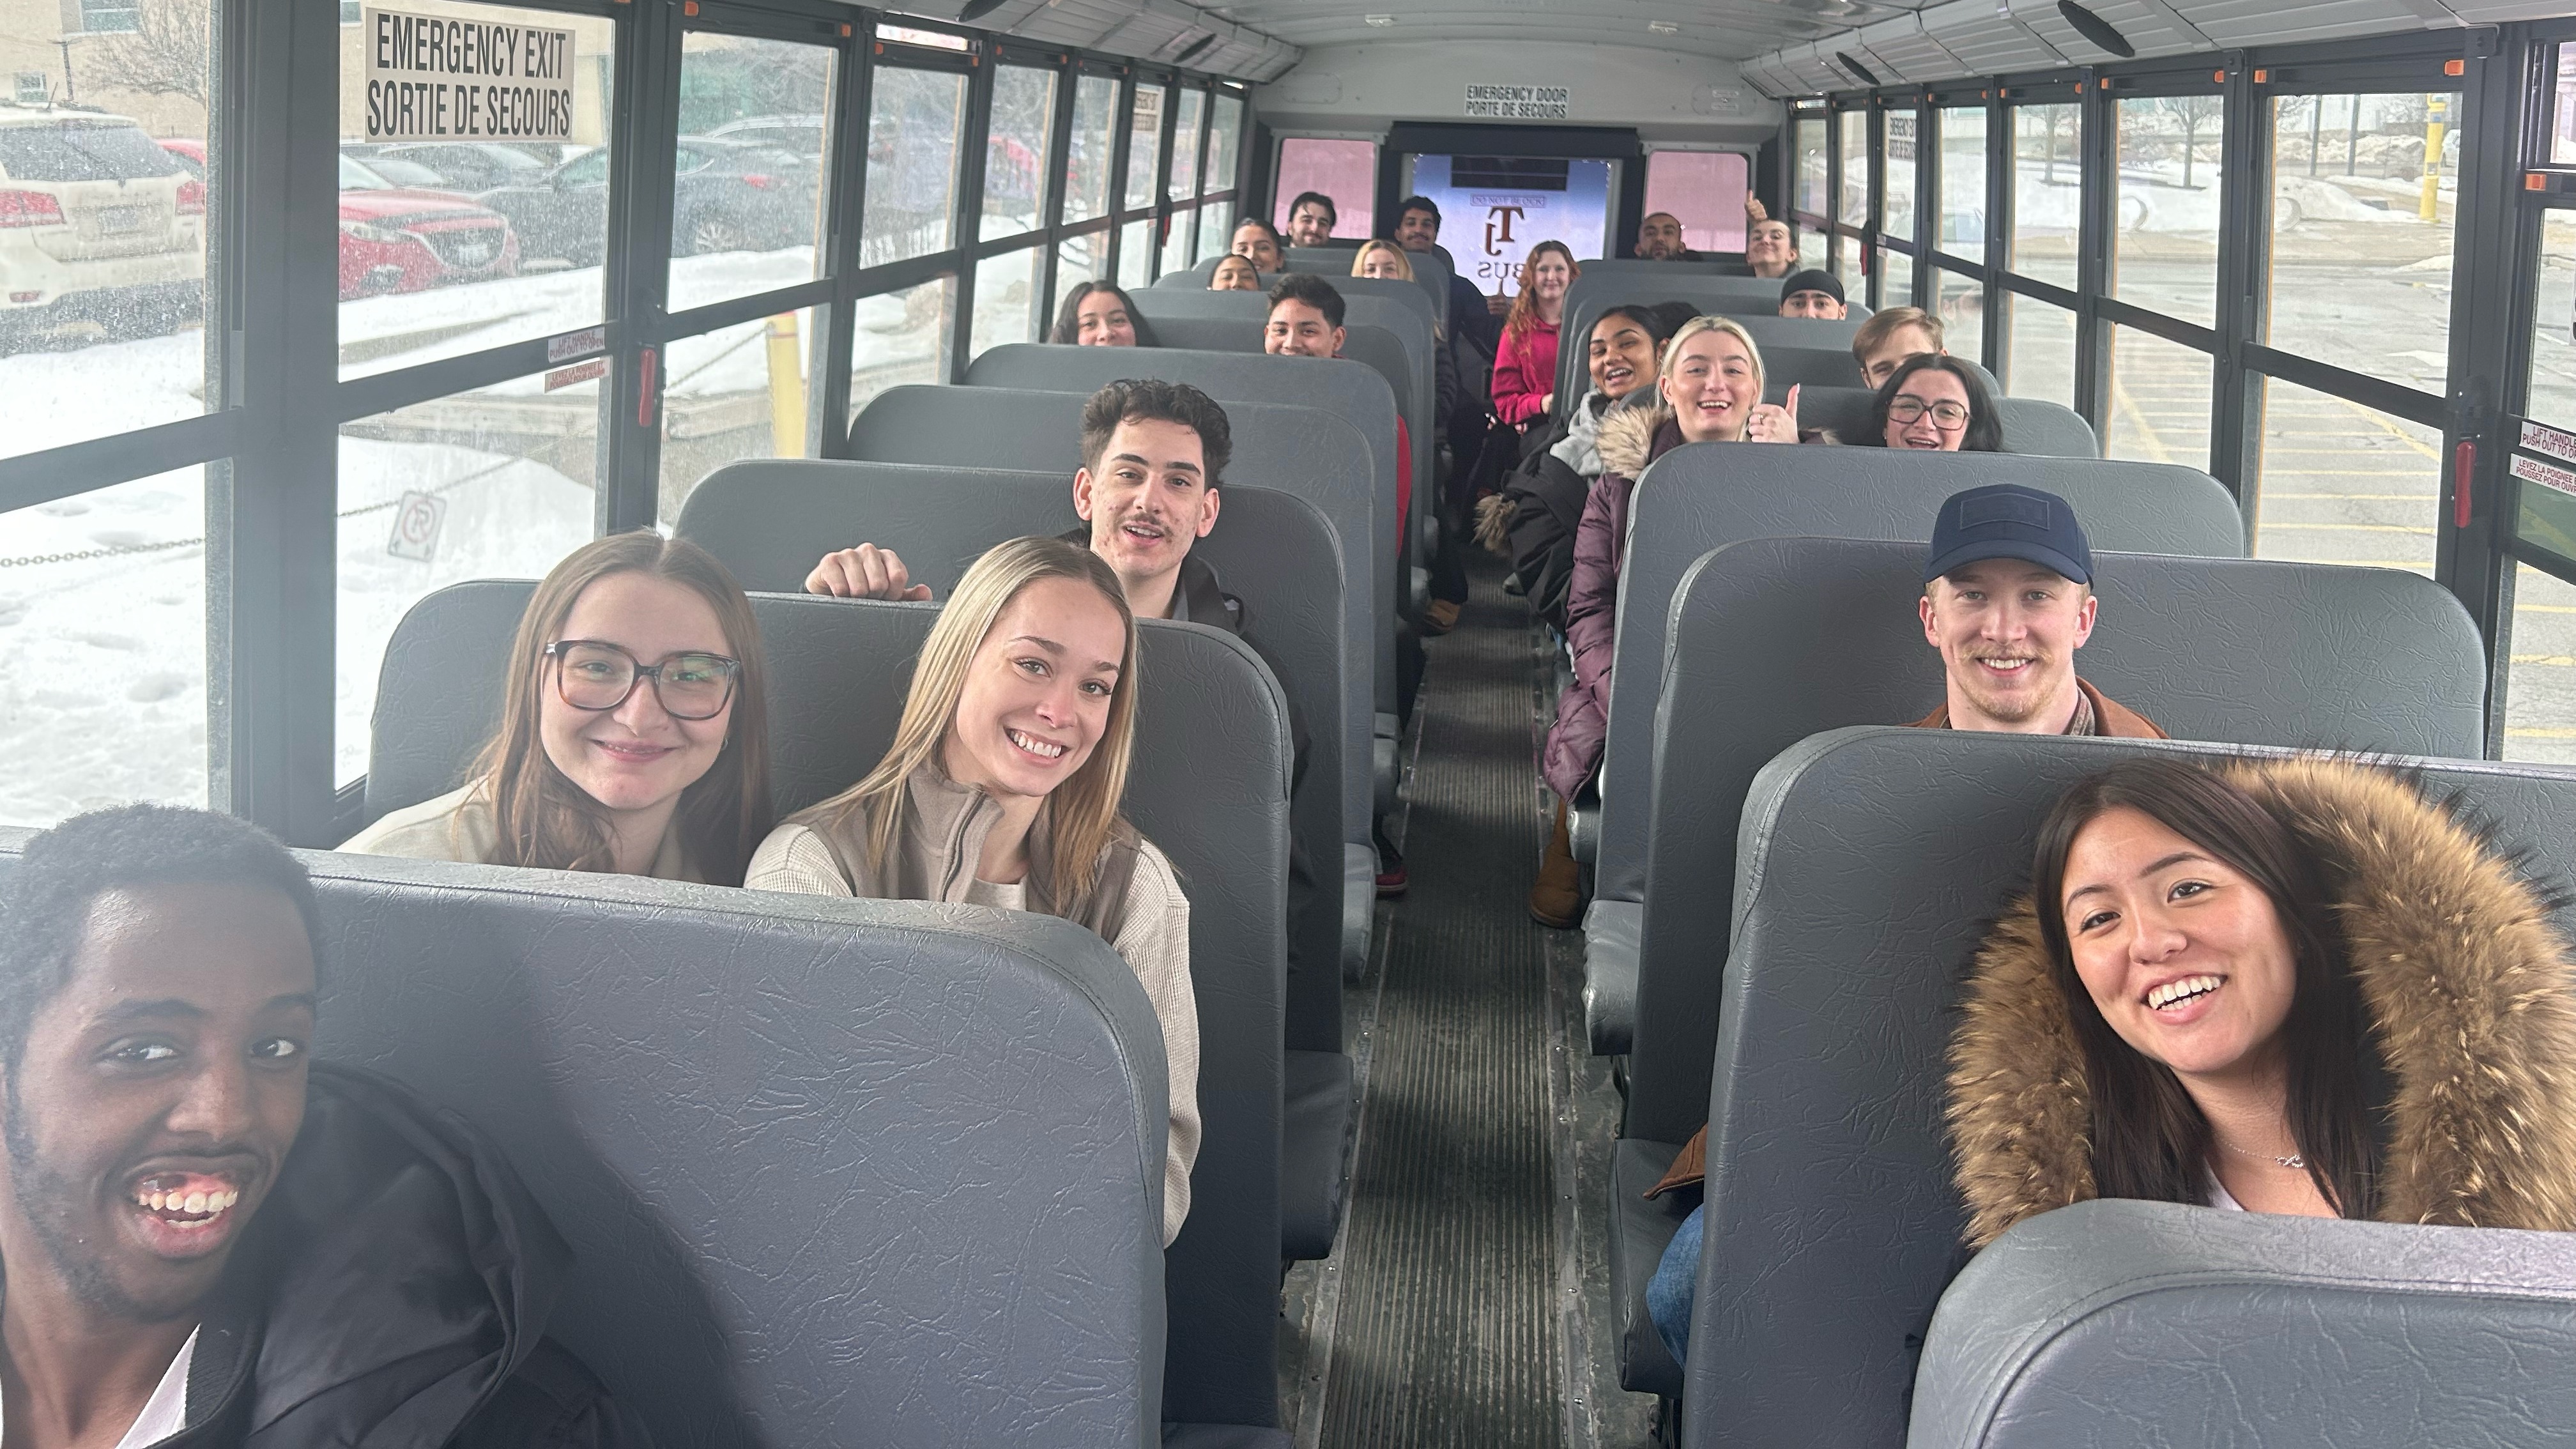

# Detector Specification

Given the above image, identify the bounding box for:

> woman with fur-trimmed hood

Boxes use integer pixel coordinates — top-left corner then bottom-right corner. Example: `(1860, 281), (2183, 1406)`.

(1948, 754), (2576, 1247)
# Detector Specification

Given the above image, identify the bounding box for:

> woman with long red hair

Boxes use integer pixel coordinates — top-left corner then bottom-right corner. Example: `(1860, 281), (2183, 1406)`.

(1488, 240), (1579, 428)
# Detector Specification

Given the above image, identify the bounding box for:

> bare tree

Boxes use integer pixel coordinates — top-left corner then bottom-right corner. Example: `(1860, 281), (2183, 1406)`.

(88, 0), (213, 114)
(2154, 95), (2225, 189)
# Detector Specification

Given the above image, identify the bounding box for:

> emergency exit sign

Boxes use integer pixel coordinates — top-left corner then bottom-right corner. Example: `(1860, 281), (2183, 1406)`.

(1466, 84), (1570, 119)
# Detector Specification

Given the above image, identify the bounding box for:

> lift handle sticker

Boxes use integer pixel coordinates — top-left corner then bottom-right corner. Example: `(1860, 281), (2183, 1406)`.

(2522, 420), (2576, 468)
(2513, 452), (2576, 500)
(363, 8), (579, 143)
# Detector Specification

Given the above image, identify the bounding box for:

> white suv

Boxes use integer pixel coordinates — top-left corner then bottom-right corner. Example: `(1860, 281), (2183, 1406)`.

(0, 104), (203, 337)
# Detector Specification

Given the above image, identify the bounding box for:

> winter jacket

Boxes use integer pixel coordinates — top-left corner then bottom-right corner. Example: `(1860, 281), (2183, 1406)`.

(340, 781), (703, 882)
(1475, 391), (1634, 631)
(1948, 755), (2576, 1247)
(1907, 678), (2169, 739)
(161, 1064), (649, 1448)
(745, 765), (1200, 1244)
(1542, 406), (1686, 802)
(1490, 318), (1561, 427)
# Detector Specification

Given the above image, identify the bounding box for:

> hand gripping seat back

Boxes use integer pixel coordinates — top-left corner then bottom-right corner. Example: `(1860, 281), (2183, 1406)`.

(1675, 729), (2576, 1449)
(966, 344), (1404, 711)
(360, 584), (1296, 1430)
(841, 389), (1377, 859)
(1909, 1199), (2576, 1449)
(1591, 448), (2243, 912)
(1618, 536), (2485, 1139)
(670, 460), (1352, 1055)
(0, 833), (1177, 1449)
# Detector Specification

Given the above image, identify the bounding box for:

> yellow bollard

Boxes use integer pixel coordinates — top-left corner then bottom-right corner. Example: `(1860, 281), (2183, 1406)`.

(765, 312), (808, 457)
(2419, 94), (2446, 222)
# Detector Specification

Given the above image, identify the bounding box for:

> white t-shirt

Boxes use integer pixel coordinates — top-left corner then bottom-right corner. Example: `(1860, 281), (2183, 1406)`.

(2206, 1172), (2248, 1212)
(0, 1328), (197, 1449)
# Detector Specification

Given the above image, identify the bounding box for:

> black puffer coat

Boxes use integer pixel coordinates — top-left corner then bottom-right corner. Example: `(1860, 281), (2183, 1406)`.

(166, 1064), (650, 1448)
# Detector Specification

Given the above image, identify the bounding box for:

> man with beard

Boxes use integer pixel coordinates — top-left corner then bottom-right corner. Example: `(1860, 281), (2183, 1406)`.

(1636, 211), (1695, 261)
(1911, 483), (2165, 737)
(0, 804), (643, 1448)
(1285, 192), (1337, 248)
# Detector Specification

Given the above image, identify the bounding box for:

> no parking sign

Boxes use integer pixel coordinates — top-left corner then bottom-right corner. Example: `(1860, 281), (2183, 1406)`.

(387, 490), (447, 562)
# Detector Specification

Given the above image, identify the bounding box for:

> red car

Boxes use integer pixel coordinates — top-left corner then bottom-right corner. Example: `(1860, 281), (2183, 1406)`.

(332, 152), (519, 298)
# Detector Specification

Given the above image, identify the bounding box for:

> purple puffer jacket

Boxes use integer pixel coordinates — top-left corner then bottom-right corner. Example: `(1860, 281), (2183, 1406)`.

(1542, 405), (1687, 801)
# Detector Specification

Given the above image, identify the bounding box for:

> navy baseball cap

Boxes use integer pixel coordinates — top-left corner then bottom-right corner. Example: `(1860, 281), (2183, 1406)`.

(1779, 268), (1844, 306)
(1922, 483), (2094, 586)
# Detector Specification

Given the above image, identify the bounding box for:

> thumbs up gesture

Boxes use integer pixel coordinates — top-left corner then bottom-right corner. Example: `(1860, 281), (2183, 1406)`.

(1745, 383), (1801, 444)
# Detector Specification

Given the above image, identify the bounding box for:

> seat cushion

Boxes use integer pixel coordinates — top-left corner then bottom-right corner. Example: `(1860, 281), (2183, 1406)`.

(1611, 1136), (1692, 1399)
(1282, 1049), (1356, 1261)
(1583, 899), (1643, 1055)
(1163, 1424), (1294, 1448)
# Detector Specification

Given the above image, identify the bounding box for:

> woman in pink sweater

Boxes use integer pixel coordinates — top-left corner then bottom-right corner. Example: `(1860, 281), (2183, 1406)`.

(1489, 241), (1579, 427)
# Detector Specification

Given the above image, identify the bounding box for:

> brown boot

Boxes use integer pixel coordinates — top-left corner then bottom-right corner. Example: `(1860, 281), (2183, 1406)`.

(1528, 799), (1582, 929)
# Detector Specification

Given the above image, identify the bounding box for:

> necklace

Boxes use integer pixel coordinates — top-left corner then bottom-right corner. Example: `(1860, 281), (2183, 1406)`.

(2220, 1140), (2308, 1170)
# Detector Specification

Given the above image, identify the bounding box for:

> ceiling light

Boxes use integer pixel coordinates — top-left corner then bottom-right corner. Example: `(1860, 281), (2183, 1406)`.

(1174, 32), (1218, 62)
(1648, 19), (1678, 33)
(1364, 13), (1395, 24)
(2055, 0), (2136, 57)
(1834, 49), (1880, 86)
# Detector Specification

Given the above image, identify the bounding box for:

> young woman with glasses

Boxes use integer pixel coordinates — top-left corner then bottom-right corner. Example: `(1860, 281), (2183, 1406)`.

(341, 530), (774, 884)
(745, 535), (1200, 1245)
(1872, 352), (2004, 452)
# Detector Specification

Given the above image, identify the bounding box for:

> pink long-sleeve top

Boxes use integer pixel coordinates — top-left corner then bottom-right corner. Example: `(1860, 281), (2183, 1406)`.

(1489, 316), (1561, 427)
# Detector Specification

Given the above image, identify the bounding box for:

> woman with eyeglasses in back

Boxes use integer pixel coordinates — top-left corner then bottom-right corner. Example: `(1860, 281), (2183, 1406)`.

(1871, 353), (2004, 452)
(341, 530), (775, 885)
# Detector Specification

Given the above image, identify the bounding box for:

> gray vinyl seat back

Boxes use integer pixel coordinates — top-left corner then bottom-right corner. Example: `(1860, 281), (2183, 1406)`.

(969, 341), (1409, 669)
(1563, 270), (1848, 327)
(0, 831), (1173, 1448)
(839, 390), (1377, 859)
(1593, 447), (2246, 908)
(1790, 384), (2099, 457)
(1552, 310), (1866, 417)
(1908, 1199), (2576, 1449)
(1126, 288), (1434, 513)
(1577, 256), (1752, 277)
(1402, 245), (1455, 326)
(664, 459), (1346, 1052)
(1625, 535), (2488, 1151)
(360, 582), (1293, 1431)
(1154, 249), (1445, 335)
(1678, 728), (2576, 1449)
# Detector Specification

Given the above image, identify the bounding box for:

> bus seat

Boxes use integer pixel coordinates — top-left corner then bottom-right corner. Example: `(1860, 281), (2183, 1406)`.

(670, 459), (1356, 1039)
(1156, 254), (1450, 335)
(1667, 729), (2576, 1447)
(1787, 383), (2100, 456)
(968, 344), (1406, 749)
(1911, 1199), (2576, 1449)
(359, 584), (1301, 1430)
(841, 388), (1381, 977)
(0, 835), (1177, 1449)
(1583, 450), (2243, 1057)
(1575, 257), (1755, 277)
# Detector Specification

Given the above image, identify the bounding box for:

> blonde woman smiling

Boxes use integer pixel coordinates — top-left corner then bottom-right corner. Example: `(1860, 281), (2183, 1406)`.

(747, 535), (1200, 1244)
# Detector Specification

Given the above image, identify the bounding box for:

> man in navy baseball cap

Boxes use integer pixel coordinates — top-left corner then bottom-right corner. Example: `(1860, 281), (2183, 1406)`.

(1912, 483), (2166, 737)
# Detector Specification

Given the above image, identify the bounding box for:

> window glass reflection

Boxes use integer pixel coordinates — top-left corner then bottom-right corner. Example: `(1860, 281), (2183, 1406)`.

(1063, 74), (1117, 224)
(848, 277), (950, 421)
(982, 65), (1055, 241)
(2113, 95), (2225, 327)
(667, 33), (833, 314)
(1938, 105), (1985, 257)
(2264, 92), (2458, 395)
(2523, 211), (2575, 431)
(1794, 115), (1827, 219)
(1167, 87), (1202, 203)
(1837, 109), (1867, 227)
(2010, 103), (2079, 289)
(2506, 563), (2576, 767)
(2105, 324), (2213, 471)
(1118, 216), (1152, 287)
(0, 468), (209, 822)
(2252, 373), (2437, 576)
(1202, 93), (1242, 194)
(970, 247), (1039, 360)
(1123, 83), (1163, 213)
(1882, 109), (1917, 245)
(2002, 291), (2074, 411)
(863, 66), (965, 266)
(654, 306), (816, 525)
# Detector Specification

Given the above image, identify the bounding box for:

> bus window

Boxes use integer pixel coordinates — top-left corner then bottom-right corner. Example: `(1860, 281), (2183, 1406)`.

(1938, 105), (1985, 259)
(863, 66), (966, 267)
(1275, 136), (1375, 240)
(2251, 374), (2439, 577)
(2263, 91), (2459, 396)
(982, 65), (1055, 242)
(2011, 103), (2079, 291)
(2531, 210), (2575, 433)
(667, 33), (835, 314)
(1836, 109), (1867, 229)
(1794, 112), (1827, 220)
(2506, 564), (2576, 767)
(2114, 93), (2225, 329)
(848, 277), (950, 422)
(2104, 322), (2213, 471)
(1882, 108), (1917, 246)
(1641, 150), (1750, 255)
(1062, 73), (1117, 225)
(2001, 292), (2076, 410)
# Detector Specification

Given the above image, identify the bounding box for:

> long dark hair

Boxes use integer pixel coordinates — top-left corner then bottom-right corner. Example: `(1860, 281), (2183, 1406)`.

(476, 531), (774, 885)
(2029, 758), (2383, 1217)
(1048, 281), (1158, 346)
(1873, 353), (2004, 454)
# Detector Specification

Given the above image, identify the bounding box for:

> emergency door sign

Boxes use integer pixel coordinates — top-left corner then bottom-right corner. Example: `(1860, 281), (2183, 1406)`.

(364, 8), (578, 143)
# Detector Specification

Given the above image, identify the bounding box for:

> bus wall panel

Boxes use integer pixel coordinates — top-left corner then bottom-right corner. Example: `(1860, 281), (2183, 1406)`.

(1248, 40), (1781, 140)
(1915, 6), (2067, 80)
(2177, 0), (2467, 47)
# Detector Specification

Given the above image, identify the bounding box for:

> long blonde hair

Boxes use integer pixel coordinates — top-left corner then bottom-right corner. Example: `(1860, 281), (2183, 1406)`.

(1659, 314), (1768, 438)
(1350, 239), (1414, 282)
(475, 530), (774, 884)
(1504, 240), (1579, 341)
(808, 537), (1142, 923)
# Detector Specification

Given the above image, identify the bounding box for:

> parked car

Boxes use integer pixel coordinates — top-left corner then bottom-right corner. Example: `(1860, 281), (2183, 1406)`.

(346, 141), (552, 194)
(479, 136), (818, 265)
(0, 107), (203, 335)
(336, 153), (520, 298)
(703, 114), (826, 158)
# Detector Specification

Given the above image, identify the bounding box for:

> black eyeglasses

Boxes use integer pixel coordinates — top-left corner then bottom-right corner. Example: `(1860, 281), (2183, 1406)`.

(1888, 397), (1972, 431)
(544, 640), (740, 720)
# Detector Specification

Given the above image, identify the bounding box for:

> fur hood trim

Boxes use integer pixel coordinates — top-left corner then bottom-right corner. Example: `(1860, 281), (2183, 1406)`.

(1597, 402), (1673, 480)
(1475, 491), (1515, 554)
(1947, 755), (2576, 1246)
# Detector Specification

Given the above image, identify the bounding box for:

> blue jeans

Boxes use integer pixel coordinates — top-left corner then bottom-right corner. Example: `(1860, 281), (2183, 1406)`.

(1645, 1203), (1704, 1368)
